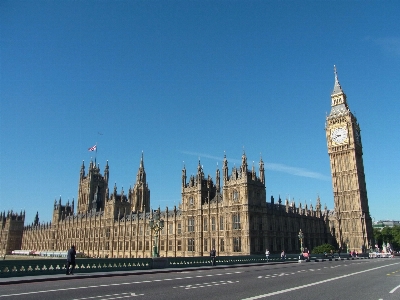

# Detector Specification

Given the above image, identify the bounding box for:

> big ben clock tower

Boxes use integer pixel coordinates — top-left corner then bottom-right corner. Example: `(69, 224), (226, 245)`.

(326, 66), (373, 253)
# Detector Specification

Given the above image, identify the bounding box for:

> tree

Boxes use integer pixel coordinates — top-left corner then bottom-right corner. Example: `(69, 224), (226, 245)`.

(373, 227), (382, 248)
(373, 225), (400, 251)
(312, 244), (336, 254)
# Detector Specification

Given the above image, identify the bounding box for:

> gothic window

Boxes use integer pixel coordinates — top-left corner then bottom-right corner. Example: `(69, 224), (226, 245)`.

(146, 225), (150, 235)
(204, 238), (208, 251)
(212, 238), (216, 249)
(139, 225), (143, 236)
(132, 241), (136, 250)
(203, 217), (208, 231)
(168, 240), (173, 251)
(211, 217), (216, 231)
(169, 224), (173, 234)
(139, 241), (143, 250)
(145, 241), (149, 251)
(188, 217), (195, 232)
(220, 216), (224, 230)
(187, 238), (195, 252)
(220, 238), (225, 252)
(161, 240), (165, 251)
(233, 237), (241, 252)
(233, 190), (239, 202)
(177, 240), (182, 251)
(233, 213), (241, 230)
(189, 196), (194, 205)
(177, 222), (182, 234)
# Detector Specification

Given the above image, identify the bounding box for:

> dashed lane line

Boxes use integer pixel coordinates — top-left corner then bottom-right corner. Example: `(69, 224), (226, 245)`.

(242, 262), (400, 299)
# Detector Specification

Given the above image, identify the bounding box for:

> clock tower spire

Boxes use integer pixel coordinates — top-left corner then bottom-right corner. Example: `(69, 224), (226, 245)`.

(326, 66), (373, 253)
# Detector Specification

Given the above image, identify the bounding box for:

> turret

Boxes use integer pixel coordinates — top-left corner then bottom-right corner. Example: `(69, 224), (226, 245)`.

(216, 165), (220, 193)
(241, 151), (248, 175)
(130, 153), (150, 213)
(33, 211), (39, 226)
(259, 155), (265, 184)
(182, 163), (187, 187)
(222, 153), (228, 182)
(104, 160), (109, 184)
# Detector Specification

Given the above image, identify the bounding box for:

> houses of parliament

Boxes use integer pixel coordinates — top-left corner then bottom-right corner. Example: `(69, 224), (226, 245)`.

(0, 68), (374, 258)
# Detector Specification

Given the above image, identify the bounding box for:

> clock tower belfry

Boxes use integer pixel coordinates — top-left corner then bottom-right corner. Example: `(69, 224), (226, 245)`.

(325, 66), (373, 253)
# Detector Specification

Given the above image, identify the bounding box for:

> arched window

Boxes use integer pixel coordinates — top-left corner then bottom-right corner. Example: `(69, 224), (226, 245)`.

(233, 190), (239, 202)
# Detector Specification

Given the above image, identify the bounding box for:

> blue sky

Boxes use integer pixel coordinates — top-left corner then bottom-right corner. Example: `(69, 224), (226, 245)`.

(1, 0), (399, 224)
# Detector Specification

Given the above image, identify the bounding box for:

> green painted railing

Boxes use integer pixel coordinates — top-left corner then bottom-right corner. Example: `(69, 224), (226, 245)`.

(0, 258), (152, 278)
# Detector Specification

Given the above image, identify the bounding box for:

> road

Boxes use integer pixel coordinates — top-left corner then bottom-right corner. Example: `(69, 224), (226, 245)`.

(1, 258), (399, 300)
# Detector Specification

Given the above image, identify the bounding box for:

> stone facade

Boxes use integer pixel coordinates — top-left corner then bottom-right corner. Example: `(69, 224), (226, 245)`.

(1, 68), (373, 257)
(0, 211), (25, 257)
(325, 66), (374, 253)
(12, 151), (333, 258)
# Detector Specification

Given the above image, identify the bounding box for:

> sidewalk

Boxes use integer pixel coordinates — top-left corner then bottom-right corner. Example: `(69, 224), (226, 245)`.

(0, 260), (294, 285)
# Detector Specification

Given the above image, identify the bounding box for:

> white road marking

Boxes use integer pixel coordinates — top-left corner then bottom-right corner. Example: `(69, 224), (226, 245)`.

(389, 284), (400, 293)
(242, 262), (400, 299)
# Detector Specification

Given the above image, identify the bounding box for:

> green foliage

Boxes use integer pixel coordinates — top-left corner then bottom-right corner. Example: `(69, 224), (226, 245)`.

(373, 225), (400, 250)
(311, 243), (336, 254)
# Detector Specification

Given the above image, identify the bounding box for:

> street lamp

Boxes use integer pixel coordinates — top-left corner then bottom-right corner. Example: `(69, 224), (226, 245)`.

(298, 229), (304, 253)
(149, 209), (164, 258)
(345, 238), (349, 253)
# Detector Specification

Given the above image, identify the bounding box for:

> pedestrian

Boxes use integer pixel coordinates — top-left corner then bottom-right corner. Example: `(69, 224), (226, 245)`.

(338, 247), (341, 258)
(281, 250), (285, 261)
(210, 248), (216, 266)
(265, 249), (270, 262)
(66, 245), (76, 275)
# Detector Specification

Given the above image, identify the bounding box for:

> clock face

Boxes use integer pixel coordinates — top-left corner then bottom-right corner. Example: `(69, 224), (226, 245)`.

(331, 127), (348, 144)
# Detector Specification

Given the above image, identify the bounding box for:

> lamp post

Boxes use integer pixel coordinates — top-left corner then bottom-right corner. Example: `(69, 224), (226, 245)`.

(298, 229), (304, 253)
(345, 238), (349, 253)
(149, 209), (164, 258)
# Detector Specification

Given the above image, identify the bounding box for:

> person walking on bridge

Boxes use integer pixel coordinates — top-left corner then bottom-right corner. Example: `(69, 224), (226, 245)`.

(210, 248), (216, 266)
(66, 245), (76, 275)
(265, 249), (270, 262)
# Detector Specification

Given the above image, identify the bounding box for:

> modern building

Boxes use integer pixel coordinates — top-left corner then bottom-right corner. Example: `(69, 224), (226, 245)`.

(0, 68), (373, 257)
(373, 220), (400, 230)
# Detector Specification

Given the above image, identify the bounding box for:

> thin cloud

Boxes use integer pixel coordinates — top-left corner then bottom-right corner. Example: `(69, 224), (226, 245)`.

(367, 36), (400, 56)
(264, 162), (330, 180)
(180, 151), (224, 162)
(180, 151), (330, 181)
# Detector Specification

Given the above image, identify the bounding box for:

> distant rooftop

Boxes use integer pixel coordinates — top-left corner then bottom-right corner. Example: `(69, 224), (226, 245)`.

(373, 220), (400, 227)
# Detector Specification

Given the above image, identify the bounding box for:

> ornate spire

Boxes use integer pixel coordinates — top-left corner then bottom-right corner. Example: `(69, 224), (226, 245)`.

(259, 153), (265, 184)
(222, 152), (229, 181)
(140, 151), (144, 168)
(182, 162), (187, 187)
(332, 65), (343, 95)
(241, 150), (248, 174)
(136, 152), (146, 184)
(329, 65), (349, 117)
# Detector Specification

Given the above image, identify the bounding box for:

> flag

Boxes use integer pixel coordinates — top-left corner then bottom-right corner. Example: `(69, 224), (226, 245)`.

(88, 145), (97, 152)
